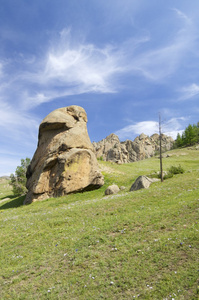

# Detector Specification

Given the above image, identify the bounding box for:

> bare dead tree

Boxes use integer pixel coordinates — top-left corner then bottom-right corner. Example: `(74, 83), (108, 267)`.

(159, 113), (163, 182)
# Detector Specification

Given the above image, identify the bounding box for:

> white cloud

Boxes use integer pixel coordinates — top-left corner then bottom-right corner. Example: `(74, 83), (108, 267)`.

(0, 6), (197, 114)
(163, 117), (186, 139)
(1, 8), (196, 111)
(44, 44), (121, 90)
(20, 35), (128, 109)
(21, 15), (195, 110)
(163, 130), (184, 140)
(115, 121), (158, 140)
(115, 118), (186, 141)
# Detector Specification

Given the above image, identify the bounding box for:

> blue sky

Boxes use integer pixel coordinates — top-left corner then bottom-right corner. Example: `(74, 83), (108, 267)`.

(1, 0), (199, 176)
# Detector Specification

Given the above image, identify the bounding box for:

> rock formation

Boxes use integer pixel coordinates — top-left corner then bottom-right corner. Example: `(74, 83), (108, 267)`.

(93, 134), (129, 164)
(24, 106), (104, 204)
(93, 133), (174, 164)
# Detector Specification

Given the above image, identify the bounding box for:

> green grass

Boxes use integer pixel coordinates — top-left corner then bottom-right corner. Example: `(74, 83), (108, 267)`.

(0, 177), (12, 200)
(0, 147), (199, 299)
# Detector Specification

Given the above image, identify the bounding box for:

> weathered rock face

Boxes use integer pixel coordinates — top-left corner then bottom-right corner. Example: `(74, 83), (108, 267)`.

(92, 134), (129, 164)
(24, 106), (104, 204)
(93, 133), (174, 164)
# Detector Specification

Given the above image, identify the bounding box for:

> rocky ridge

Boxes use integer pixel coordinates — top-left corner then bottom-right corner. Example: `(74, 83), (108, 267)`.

(93, 133), (174, 164)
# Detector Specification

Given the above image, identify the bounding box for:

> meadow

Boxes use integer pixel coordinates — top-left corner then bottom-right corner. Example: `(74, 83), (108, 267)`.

(0, 146), (199, 299)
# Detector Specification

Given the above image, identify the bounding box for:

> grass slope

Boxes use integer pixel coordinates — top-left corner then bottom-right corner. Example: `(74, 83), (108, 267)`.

(0, 147), (199, 299)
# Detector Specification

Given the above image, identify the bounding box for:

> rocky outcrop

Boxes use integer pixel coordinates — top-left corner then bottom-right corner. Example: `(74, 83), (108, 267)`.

(93, 133), (174, 164)
(130, 176), (159, 191)
(24, 106), (104, 204)
(93, 134), (129, 164)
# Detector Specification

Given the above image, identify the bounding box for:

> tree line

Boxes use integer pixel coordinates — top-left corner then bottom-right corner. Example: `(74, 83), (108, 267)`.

(175, 122), (199, 148)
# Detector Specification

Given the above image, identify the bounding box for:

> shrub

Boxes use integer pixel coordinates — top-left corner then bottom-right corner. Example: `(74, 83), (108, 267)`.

(168, 165), (185, 175)
(148, 165), (184, 180)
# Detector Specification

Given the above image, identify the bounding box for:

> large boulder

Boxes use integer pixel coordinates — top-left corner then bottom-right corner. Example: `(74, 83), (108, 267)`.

(24, 106), (104, 204)
(130, 176), (159, 191)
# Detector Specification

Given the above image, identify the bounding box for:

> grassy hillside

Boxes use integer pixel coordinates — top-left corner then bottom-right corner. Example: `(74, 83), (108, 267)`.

(0, 147), (199, 299)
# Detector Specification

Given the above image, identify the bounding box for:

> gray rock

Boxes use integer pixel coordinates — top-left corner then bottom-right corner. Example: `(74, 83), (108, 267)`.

(130, 176), (159, 191)
(105, 184), (120, 195)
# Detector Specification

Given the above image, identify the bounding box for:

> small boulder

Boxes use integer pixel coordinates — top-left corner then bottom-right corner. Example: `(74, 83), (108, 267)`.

(130, 176), (159, 191)
(105, 184), (120, 195)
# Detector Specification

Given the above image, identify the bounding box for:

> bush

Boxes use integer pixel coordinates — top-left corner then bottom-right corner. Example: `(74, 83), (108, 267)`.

(10, 158), (30, 196)
(168, 165), (185, 175)
(149, 165), (184, 180)
(98, 156), (104, 161)
(162, 172), (174, 180)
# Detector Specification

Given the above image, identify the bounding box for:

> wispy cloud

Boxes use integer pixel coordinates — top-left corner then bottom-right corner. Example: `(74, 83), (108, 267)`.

(1, 6), (196, 111)
(115, 117), (186, 140)
(179, 83), (199, 100)
(172, 8), (191, 23)
(0, 101), (38, 143)
(17, 33), (148, 110)
(130, 9), (195, 81)
(19, 29), (130, 109)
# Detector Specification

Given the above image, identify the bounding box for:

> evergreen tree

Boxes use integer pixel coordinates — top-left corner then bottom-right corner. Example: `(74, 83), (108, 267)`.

(175, 121), (199, 148)
(10, 158), (30, 196)
(176, 133), (183, 147)
(184, 124), (197, 146)
(181, 131), (186, 146)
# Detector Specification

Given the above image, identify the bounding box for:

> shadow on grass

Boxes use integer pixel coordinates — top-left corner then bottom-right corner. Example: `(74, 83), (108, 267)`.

(0, 195), (25, 210)
(0, 194), (15, 201)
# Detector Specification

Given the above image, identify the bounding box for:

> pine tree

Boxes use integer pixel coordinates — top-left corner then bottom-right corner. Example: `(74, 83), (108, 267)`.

(176, 133), (183, 147)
